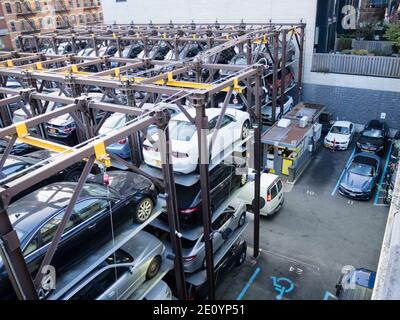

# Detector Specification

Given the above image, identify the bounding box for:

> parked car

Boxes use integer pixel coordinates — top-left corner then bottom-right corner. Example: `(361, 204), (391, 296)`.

(0, 139), (38, 156)
(237, 172), (284, 217)
(261, 95), (294, 125)
(110, 44), (144, 68)
(45, 94), (110, 145)
(159, 161), (247, 228)
(143, 108), (250, 174)
(357, 120), (388, 154)
(335, 268), (376, 300)
(56, 231), (165, 300)
(324, 121), (355, 151)
(143, 280), (173, 300)
(164, 238), (247, 300)
(98, 103), (181, 159)
(0, 171), (158, 299)
(266, 40), (296, 68)
(0, 150), (88, 202)
(338, 152), (382, 200)
(266, 67), (295, 94)
(153, 201), (246, 273)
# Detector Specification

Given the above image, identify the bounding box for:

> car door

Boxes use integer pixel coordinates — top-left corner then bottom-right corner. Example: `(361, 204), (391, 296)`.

(211, 211), (229, 252)
(99, 266), (136, 300)
(220, 115), (237, 149)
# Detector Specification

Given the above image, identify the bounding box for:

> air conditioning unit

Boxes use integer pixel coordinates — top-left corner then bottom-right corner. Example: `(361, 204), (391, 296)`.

(277, 118), (291, 128)
(299, 116), (308, 128)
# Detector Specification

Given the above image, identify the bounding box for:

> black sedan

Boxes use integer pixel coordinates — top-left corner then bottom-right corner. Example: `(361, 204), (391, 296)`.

(357, 120), (389, 154)
(339, 152), (381, 201)
(0, 150), (87, 202)
(159, 161), (247, 228)
(0, 139), (38, 156)
(0, 171), (158, 299)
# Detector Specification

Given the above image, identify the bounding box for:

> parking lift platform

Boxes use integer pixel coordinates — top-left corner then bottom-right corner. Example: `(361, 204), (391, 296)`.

(48, 198), (166, 300)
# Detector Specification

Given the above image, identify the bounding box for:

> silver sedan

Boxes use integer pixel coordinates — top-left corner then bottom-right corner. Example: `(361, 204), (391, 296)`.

(59, 231), (165, 300)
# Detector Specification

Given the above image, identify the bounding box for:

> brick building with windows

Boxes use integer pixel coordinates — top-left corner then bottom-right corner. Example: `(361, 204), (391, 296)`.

(0, 0), (103, 50)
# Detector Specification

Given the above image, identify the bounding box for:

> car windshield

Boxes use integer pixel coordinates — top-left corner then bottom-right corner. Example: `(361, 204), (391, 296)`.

(349, 163), (374, 177)
(169, 120), (196, 141)
(103, 114), (125, 130)
(363, 129), (383, 138)
(331, 126), (349, 135)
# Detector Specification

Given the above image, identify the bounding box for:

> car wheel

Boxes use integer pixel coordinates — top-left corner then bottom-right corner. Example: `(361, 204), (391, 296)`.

(238, 212), (246, 228)
(241, 121), (250, 140)
(146, 255), (161, 280)
(236, 249), (246, 266)
(240, 173), (247, 186)
(134, 197), (154, 223)
(64, 169), (82, 182)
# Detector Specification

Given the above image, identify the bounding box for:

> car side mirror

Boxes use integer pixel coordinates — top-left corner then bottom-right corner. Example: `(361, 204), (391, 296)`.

(129, 266), (135, 274)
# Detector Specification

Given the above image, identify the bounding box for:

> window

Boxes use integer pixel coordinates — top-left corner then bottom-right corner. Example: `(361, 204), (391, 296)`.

(221, 115), (234, 128)
(1, 164), (26, 178)
(90, 0), (94, 6)
(86, 13), (91, 23)
(83, 0), (88, 7)
(70, 267), (129, 300)
(277, 180), (283, 193)
(15, 2), (22, 13)
(93, 13), (97, 22)
(56, 17), (61, 28)
(5, 3), (12, 14)
(35, 0), (41, 11)
(73, 198), (108, 222)
(23, 234), (39, 256)
(76, 0), (80, 7)
(47, 17), (53, 27)
(68, 0), (73, 7)
(71, 15), (77, 26)
(212, 207), (235, 230)
(20, 20), (26, 31)
(99, 12), (103, 21)
(269, 185), (278, 200)
(39, 18), (45, 29)
(10, 21), (17, 32)
(79, 14), (84, 24)
(63, 15), (69, 25)
(15, 39), (21, 49)
(97, 0), (101, 5)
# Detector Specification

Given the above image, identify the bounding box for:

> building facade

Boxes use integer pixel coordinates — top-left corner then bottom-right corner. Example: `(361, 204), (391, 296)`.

(0, 0), (104, 50)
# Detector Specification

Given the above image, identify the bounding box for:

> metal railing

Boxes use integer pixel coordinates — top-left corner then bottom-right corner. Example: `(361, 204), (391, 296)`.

(311, 53), (400, 78)
(352, 39), (394, 56)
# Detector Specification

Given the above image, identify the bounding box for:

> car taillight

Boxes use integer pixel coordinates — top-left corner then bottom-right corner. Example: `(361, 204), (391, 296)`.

(183, 256), (197, 263)
(267, 193), (272, 202)
(172, 151), (189, 158)
(179, 207), (199, 215)
(118, 139), (127, 145)
(144, 145), (158, 152)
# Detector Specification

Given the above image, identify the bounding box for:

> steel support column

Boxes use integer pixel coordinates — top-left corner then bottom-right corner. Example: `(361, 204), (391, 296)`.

(296, 26), (305, 101)
(279, 29), (287, 118)
(193, 95), (215, 300)
(156, 111), (187, 301)
(271, 32), (279, 124)
(253, 67), (263, 258)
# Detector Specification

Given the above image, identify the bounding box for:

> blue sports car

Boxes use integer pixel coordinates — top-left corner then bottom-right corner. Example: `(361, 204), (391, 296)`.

(339, 152), (382, 200)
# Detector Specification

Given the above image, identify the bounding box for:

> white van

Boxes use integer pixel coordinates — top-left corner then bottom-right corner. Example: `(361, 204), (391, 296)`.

(237, 172), (284, 217)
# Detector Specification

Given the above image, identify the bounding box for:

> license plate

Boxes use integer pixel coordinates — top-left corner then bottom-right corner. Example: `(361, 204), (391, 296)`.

(49, 128), (57, 134)
(349, 193), (356, 197)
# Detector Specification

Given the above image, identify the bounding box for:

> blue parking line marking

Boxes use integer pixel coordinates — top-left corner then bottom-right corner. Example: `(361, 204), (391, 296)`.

(236, 267), (261, 300)
(374, 143), (393, 206)
(331, 147), (356, 196)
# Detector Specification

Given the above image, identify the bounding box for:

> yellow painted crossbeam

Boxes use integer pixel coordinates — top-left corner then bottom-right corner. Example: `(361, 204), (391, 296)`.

(17, 136), (73, 153)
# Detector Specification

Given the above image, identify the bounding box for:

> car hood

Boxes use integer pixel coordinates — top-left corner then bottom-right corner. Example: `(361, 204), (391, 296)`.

(88, 171), (153, 197)
(47, 117), (73, 126)
(358, 135), (384, 147)
(261, 106), (282, 117)
(325, 133), (349, 143)
(341, 170), (374, 192)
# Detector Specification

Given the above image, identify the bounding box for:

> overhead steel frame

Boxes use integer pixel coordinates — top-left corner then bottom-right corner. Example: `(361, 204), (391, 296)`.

(0, 22), (305, 300)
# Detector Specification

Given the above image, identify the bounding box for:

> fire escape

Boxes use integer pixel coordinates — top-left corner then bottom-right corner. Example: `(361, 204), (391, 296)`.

(17, 1), (39, 35)
(83, 0), (100, 25)
(53, 0), (71, 29)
